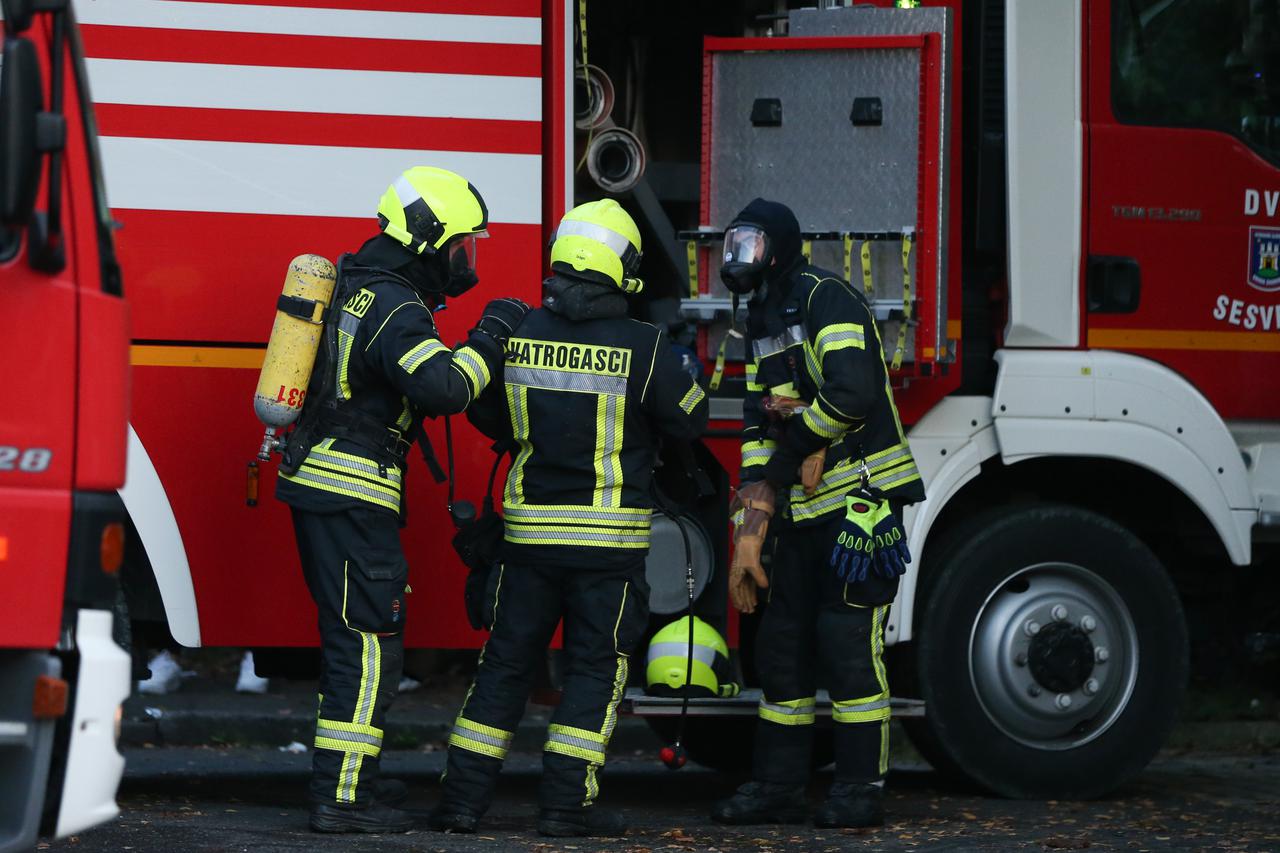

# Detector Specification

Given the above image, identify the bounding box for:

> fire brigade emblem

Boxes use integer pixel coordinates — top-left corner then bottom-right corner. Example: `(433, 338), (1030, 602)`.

(1248, 226), (1280, 292)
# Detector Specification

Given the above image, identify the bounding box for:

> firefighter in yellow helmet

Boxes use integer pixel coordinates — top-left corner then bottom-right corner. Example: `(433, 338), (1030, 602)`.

(276, 166), (529, 833)
(428, 199), (709, 839)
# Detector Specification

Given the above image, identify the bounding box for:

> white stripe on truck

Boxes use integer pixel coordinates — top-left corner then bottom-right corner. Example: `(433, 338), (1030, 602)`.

(99, 136), (542, 221)
(74, 0), (541, 45)
(87, 58), (543, 122)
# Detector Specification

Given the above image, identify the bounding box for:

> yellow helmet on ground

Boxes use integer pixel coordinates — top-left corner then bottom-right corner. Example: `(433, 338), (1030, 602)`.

(550, 198), (644, 293)
(377, 166), (488, 256)
(645, 616), (740, 698)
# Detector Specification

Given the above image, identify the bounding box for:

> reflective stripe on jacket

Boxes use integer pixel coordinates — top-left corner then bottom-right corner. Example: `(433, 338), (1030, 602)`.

(741, 265), (924, 523)
(468, 304), (709, 567)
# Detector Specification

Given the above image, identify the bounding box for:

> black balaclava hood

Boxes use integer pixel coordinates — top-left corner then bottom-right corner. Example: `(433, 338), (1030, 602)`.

(353, 233), (471, 302)
(739, 197), (802, 275)
(720, 198), (802, 295)
(542, 271), (628, 322)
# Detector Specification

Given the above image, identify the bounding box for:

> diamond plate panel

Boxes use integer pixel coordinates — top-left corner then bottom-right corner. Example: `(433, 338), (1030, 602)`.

(701, 6), (953, 368)
(709, 49), (920, 240)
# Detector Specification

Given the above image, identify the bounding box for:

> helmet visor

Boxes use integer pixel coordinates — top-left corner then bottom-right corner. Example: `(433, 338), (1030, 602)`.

(447, 231), (487, 274)
(722, 225), (769, 266)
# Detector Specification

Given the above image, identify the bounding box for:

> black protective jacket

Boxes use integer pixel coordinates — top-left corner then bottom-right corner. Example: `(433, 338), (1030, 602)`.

(468, 275), (709, 568)
(742, 261), (924, 524)
(276, 239), (502, 516)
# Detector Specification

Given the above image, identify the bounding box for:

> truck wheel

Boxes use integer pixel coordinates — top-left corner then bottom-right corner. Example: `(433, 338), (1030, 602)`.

(915, 504), (1187, 799)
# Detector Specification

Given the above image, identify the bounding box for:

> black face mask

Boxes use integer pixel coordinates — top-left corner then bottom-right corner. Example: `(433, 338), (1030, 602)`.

(721, 261), (765, 295)
(443, 267), (479, 298)
(719, 223), (770, 294)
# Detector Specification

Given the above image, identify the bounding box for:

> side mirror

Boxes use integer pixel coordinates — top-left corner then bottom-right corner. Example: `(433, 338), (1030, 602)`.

(0, 36), (43, 225)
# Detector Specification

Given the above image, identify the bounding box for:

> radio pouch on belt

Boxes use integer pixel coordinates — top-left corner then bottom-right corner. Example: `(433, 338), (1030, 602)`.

(452, 442), (511, 630)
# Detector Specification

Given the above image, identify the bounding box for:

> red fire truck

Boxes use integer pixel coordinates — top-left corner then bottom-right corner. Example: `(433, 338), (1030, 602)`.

(89, 0), (1276, 799)
(0, 0), (132, 847)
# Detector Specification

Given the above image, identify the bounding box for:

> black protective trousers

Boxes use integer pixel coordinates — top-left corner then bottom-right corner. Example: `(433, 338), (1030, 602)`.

(753, 514), (895, 786)
(438, 558), (650, 814)
(292, 507), (408, 806)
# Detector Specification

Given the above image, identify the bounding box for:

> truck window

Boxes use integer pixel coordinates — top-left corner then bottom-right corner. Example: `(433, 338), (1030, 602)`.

(1112, 0), (1280, 165)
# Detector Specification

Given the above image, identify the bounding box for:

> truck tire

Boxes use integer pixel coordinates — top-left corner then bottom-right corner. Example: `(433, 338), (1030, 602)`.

(914, 504), (1187, 799)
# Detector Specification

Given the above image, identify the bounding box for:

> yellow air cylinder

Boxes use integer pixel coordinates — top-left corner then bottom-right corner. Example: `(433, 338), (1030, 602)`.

(253, 254), (337, 442)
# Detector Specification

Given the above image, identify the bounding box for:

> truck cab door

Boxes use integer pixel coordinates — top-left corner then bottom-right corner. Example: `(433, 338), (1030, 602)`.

(1086, 0), (1280, 420)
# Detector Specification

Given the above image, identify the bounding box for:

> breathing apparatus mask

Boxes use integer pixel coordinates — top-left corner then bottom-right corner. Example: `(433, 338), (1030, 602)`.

(720, 223), (770, 295)
(440, 231), (486, 297)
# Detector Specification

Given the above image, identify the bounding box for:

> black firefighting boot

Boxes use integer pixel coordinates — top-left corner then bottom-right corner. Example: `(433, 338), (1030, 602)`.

(710, 781), (808, 825)
(427, 804), (481, 834)
(537, 806), (628, 837)
(374, 778), (408, 807)
(309, 801), (414, 834)
(812, 781), (885, 829)
(309, 778), (408, 809)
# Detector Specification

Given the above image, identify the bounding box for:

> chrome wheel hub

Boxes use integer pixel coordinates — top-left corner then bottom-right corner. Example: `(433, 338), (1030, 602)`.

(968, 562), (1139, 750)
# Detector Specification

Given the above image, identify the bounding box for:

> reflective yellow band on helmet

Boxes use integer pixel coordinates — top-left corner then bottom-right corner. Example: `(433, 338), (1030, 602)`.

(399, 338), (449, 374)
(679, 383), (706, 415)
(554, 217), (635, 260)
(448, 717), (513, 760)
(758, 696), (816, 726)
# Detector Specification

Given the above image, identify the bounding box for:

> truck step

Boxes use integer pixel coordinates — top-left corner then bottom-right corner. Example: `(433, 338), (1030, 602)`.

(621, 688), (925, 718)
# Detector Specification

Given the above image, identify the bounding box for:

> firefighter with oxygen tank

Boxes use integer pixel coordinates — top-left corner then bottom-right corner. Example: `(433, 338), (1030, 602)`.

(254, 166), (529, 834)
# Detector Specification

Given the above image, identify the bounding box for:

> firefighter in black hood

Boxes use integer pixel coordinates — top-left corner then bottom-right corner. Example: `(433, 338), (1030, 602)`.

(276, 166), (529, 833)
(428, 199), (708, 838)
(710, 199), (924, 828)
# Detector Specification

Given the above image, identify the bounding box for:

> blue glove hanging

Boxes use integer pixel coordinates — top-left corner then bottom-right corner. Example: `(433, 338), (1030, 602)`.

(829, 487), (911, 583)
(829, 494), (879, 582)
(871, 503), (911, 580)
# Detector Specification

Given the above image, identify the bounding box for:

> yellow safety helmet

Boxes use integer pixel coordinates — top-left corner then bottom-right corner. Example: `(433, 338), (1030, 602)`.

(376, 166), (488, 256)
(645, 616), (740, 698)
(549, 199), (644, 293)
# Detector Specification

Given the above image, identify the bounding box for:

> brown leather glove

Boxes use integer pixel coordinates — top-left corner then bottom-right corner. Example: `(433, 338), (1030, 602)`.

(800, 447), (827, 496)
(762, 395), (808, 419)
(729, 481), (775, 614)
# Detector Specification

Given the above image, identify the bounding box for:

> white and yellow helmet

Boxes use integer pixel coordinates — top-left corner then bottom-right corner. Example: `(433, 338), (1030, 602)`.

(376, 166), (488, 256)
(550, 198), (644, 293)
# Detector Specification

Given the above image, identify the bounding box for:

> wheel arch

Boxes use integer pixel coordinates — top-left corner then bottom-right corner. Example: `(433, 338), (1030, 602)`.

(117, 424), (201, 647)
(908, 455), (1228, 640)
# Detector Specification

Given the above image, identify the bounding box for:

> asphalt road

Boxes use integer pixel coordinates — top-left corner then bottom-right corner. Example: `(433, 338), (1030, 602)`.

(44, 746), (1280, 852)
